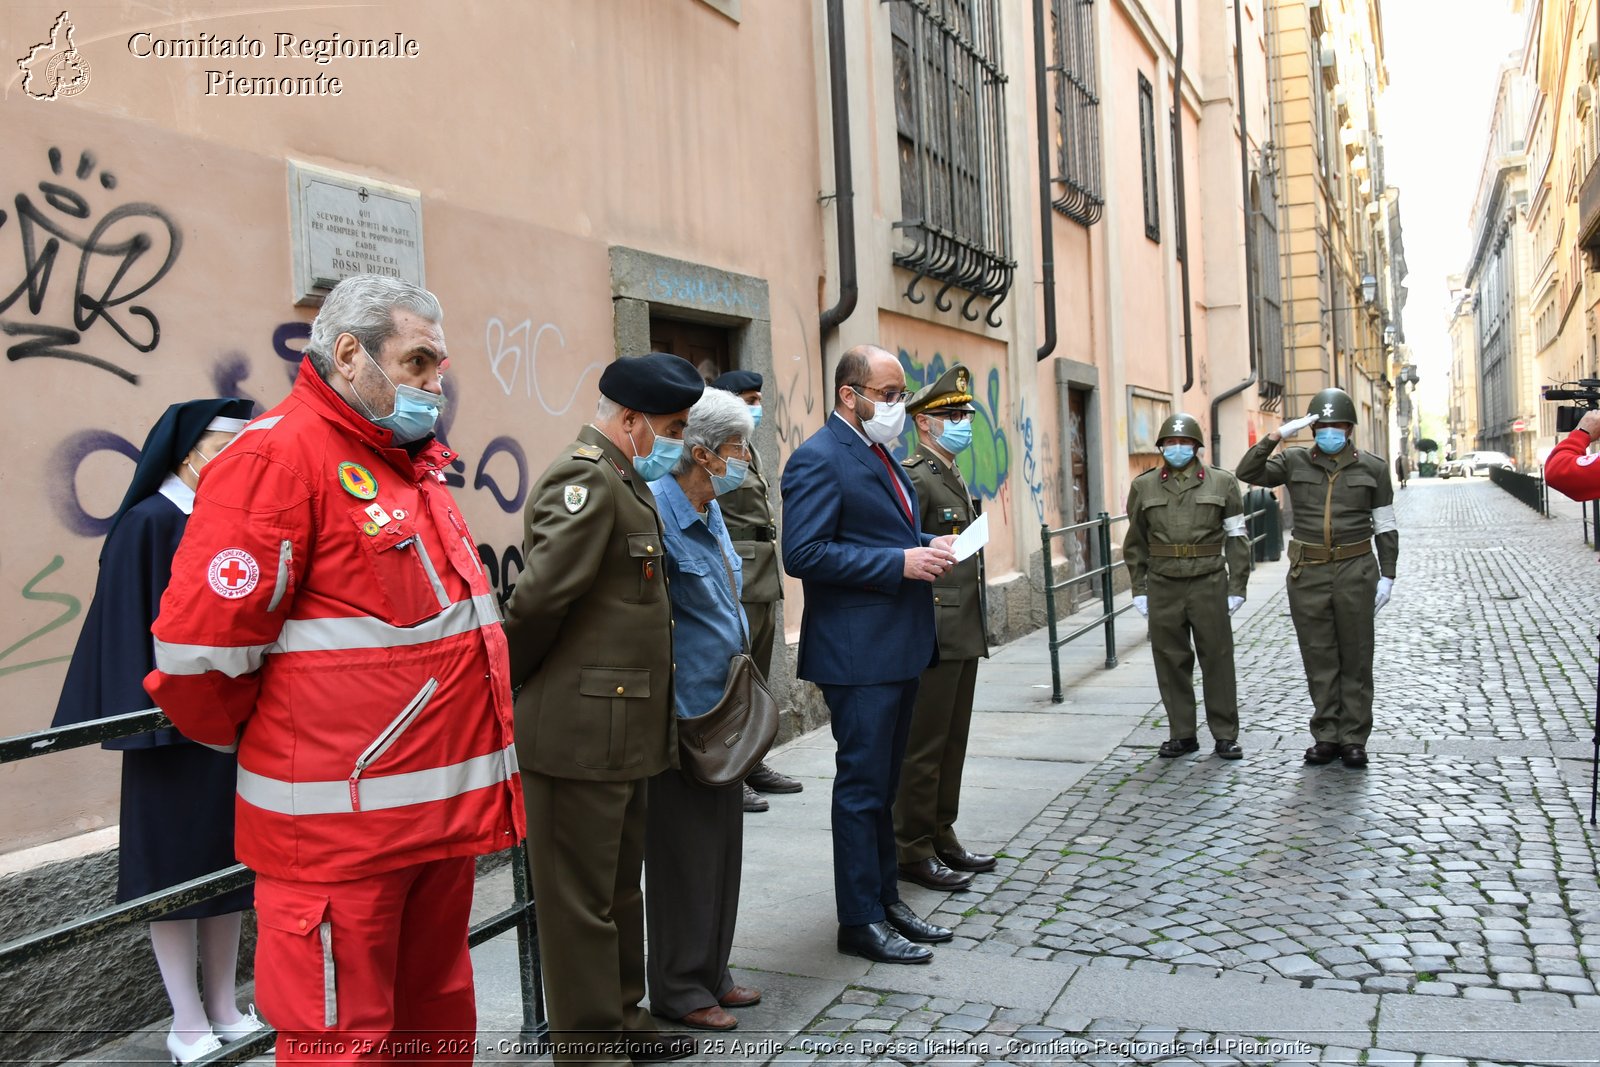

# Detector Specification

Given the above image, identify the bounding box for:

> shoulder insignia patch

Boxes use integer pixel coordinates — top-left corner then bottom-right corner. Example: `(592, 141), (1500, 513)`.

(573, 445), (604, 462)
(564, 485), (589, 513)
(207, 548), (260, 599)
(905, 454), (927, 468)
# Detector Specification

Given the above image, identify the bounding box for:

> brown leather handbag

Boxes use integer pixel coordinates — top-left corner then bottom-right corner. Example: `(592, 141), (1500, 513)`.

(676, 542), (779, 788)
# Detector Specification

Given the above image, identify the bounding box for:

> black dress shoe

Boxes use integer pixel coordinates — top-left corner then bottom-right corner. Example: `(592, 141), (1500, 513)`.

(837, 921), (933, 964)
(1214, 739), (1243, 760)
(741, 783), (769, 812)
(935, 844), (997, 872)
(1340, 744), (1369, 769)
(746, 762), (803, 793)
(896, 856), (972, 891)
(627, 1033), (699, 1062)
(1159, 737), (1200, 758)
(1304, 741), (1340, 765)
(885, 901), (953, 943)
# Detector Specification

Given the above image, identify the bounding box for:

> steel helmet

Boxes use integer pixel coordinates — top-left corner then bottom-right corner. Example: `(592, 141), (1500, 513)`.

(1156, 412), (1204, 445)
(1307, 387), (1358, 425)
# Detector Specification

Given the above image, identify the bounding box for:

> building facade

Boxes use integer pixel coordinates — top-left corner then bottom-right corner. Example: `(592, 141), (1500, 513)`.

(1447, 275), (1484, 455)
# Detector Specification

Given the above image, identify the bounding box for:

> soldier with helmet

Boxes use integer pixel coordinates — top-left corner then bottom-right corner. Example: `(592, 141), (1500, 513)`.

(1123, 412), (1252, 760)
(1236, 387), (1398, 769)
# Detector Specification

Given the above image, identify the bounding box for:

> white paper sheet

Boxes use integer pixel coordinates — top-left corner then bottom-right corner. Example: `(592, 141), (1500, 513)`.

(950, 512), (989, 562)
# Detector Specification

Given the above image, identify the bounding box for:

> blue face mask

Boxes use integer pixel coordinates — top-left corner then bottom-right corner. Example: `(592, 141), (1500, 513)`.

(1315, 428), (1349, 454)
(707, 456), (749, 496)
(630, 419), (684, 481)
(748, 405), (763, 431)
(359, 346), (442, 444)
(1161, 444), (1196, 468)
(934, 416), (973, 454)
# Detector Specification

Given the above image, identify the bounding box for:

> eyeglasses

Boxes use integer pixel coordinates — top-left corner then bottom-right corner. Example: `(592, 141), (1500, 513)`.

(929, 412), (971, 425)
(852, 385), (913, 405)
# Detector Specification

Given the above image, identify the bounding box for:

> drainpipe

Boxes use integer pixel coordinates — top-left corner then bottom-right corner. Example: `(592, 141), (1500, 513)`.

(819, 0), (858, 373)
(1034, 0), (1058, 361)
(1209, 0), (1261, 460)
(1173, 0), (1196, 392)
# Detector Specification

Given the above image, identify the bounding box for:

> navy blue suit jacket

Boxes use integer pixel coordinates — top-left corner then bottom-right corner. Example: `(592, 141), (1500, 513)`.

(781, 414), (937, 686)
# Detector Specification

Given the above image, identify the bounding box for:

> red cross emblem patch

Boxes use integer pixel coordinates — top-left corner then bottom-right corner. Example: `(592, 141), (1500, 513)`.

(207, 548), (260, 599)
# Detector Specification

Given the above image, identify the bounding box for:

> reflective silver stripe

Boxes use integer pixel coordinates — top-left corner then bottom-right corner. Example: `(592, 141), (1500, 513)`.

(412, 541), (451, 610)
(153, 638), (271, 678)
(271, 595), (499, 654)
(267, 539), (293, 613)
(474, 592), (502, 627)
(1222, 515), (1248, 537)
(237, 415), (283, 437)
(237, 744), (517, 816)
(320, 922), (337, 1026)
(1372, 504), (1398, 535)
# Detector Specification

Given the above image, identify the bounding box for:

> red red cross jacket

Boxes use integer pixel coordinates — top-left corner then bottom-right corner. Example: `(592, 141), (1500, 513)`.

(146, 365), (524, 882)
(1543, 428), (1600, 501)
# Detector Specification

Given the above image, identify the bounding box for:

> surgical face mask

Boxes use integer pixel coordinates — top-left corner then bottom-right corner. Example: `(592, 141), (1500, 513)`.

(184, 447), (214, 483)
(630, 418), (684, 481)
(1314, 427), (1349, 454)
(747, 405), (763, 431)
(1161, 443), (1196, 468)
(854, 389), (907, 445)
(933, 415), (973, 454)
(704, 454), (749, 496)
(355, 345), (443, 444)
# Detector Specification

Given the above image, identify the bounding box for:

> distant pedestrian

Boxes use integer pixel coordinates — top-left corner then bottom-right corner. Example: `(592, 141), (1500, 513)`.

(1123, 413), (1251, 761)
(1395, 454), (1409, 489)
(1237, 388), (1398, 769)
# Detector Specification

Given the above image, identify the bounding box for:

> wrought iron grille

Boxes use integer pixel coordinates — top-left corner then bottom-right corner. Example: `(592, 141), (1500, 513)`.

(888, 0), (1016, 326)
(1253, 160), (1287, 409)
(1049, 0), (1103, 225)
(1138, 73), (1160, 242)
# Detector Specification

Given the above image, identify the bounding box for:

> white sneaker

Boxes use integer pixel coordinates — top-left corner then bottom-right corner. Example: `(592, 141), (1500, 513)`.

(166, 1027), (222, 1065)
(210, 1005), (266, 1042)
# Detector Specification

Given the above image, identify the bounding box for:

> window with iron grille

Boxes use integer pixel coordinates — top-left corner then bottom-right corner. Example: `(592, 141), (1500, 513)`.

(888, 0), (1015, 326)
(1138, 73), (1160, 242)
(1253, 164), (1288, 409)
(1049, 0), (1103, 226)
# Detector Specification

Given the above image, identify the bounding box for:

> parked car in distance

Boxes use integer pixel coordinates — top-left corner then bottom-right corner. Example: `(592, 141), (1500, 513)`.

(1440, 451), (1517, 478)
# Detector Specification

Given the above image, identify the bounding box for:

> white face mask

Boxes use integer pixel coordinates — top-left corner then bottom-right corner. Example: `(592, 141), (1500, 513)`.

(855, 390), (907, 445)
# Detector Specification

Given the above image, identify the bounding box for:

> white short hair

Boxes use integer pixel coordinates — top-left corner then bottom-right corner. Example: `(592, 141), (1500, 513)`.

(672, 388), (754, 475)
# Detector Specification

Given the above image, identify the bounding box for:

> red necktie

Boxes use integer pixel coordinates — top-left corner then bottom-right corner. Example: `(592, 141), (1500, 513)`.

(872, 445), (914, 522)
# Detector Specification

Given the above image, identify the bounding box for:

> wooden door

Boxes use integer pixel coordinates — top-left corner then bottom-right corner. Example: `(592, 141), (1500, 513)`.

(649, 317), (730, 383)
(1067, 387), (1092, 604)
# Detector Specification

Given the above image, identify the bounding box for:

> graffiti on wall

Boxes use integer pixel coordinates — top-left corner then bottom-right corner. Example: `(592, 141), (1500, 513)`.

(893, 348), (1009, 500)
(1, 147), (181, 384)
(1017, 394), (1048, 525)
(0, 556), (81, 679)
(485, 317), (602, 415)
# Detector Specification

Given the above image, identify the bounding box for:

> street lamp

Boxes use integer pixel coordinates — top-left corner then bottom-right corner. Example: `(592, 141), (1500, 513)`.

(1325, 272), (1380, 313)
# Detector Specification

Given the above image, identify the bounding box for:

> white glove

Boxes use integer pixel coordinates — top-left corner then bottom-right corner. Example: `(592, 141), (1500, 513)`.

(1228, 595), (1245, 615)
(1279, 413), (1318, 437)
(1133, 595), (1148, 618)
(1374, 577), (1393, 613)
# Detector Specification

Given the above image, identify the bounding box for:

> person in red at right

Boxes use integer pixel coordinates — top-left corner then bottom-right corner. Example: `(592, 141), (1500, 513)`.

(1543, 410), (1600, 498)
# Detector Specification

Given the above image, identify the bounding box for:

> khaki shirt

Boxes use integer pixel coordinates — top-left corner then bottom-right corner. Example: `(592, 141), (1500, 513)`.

(1122, 461), (1250, 598)
(717, 447), (782, 605)
(905, 446), (989, 660)
(1236, 436), (1398, 578)
(503, 425), (676, 782)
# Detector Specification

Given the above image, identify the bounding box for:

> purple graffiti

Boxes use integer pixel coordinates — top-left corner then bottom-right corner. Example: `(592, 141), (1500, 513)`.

(48, 428), (141, 536)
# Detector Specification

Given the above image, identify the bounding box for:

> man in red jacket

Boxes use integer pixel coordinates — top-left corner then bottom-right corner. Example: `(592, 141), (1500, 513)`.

(1544, 410), (1600, 499)
(146, 275), (524, 1064)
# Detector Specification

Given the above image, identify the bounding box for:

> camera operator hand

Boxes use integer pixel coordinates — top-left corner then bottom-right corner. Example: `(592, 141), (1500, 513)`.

(1578, 410), (1600, 440)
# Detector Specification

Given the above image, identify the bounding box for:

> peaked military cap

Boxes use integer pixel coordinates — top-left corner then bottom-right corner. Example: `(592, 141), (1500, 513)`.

(711, 369), (763, 394)
(599, 352), (705, 414)
(907, 363), (976, 415)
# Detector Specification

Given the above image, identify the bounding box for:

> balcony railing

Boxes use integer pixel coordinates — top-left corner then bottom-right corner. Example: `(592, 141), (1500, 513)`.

(1579, 152), (1600, 270)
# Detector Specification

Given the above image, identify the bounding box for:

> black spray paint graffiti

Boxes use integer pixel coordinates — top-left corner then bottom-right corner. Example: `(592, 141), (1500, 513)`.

(0, 147), (182, 384)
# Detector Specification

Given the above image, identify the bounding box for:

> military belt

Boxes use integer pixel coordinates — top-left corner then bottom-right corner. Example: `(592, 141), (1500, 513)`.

(726, 525), (775, 543)
(1291, 539), (1373, 563)
(1148, 542), (1224, 559)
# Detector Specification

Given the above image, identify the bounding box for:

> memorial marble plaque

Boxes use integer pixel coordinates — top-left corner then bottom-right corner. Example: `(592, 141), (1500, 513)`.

(288, 161), (424, 305)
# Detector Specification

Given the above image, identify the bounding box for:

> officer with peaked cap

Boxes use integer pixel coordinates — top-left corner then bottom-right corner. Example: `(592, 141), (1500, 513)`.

(709, 370), (804, 812)
(504, 352), (705, 1064)
(1236, 387), (1398, 770)
(893, 363), (994, 890)
(1124, 412), (1252, 760)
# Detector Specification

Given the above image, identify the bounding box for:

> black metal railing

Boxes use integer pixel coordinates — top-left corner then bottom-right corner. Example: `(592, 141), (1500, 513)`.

(1048, 0), (1104, 226)
(0, 711), (547, 1063)
(1488, 464), (1549, 516)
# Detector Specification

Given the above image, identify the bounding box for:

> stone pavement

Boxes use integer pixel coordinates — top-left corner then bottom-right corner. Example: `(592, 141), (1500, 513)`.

(78, 478), (1600, 1065)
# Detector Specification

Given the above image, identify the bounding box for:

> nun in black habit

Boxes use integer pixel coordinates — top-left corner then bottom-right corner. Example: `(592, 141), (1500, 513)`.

(51, 398), (265, 1064)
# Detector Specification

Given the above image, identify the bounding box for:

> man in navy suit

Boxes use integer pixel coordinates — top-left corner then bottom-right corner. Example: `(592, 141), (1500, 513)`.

(781, 344), (961, 964)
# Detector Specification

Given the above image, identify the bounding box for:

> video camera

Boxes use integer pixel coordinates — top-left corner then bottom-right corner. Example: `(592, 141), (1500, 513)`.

(1543, 380), (1600, 433)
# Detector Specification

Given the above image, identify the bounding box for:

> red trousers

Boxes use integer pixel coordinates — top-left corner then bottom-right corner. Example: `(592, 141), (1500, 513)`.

(254, 856), (477, 1065)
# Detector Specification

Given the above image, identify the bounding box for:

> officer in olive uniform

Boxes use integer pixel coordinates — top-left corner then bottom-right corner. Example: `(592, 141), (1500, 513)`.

(893, 364), (995, 892)
(709, 370), (804, 813)
(1124, 413), (1252, 759)
(1236, 387), (1398, 770)
(503, 353), (705, 1065)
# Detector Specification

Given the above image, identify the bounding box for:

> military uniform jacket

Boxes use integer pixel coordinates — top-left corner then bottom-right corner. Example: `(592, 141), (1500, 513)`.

(718, 446), (782, 605)
(503, 425), (676, 782)
(1236, 436), (1398, 578)
(1123, 461), (1250, 598)
(905, 446), (989, 660)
